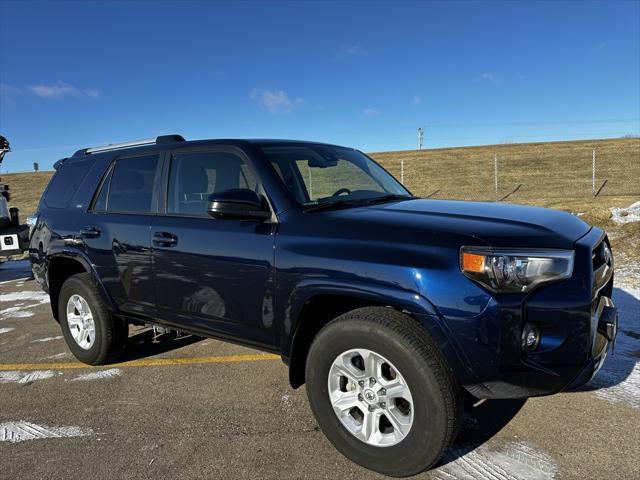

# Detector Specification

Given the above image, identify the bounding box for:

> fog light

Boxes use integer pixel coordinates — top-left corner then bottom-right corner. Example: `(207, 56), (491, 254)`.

(522, 323), (541, 351)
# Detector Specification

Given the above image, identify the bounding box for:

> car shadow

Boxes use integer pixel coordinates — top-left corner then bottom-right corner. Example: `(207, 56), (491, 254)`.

(121, 327), (203, 361)
(0, 259), (33, 283)
(437, 396), (527, 468)
(574, 286), (639, 393)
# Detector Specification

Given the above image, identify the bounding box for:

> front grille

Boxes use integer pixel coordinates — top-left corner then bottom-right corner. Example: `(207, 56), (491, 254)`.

(591, 237), (613, 313)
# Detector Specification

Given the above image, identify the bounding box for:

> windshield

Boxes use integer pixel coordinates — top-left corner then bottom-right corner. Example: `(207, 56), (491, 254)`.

(262, 145), (411, 209)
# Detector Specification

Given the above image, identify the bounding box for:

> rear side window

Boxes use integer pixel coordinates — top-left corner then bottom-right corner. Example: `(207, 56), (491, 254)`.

(107, 154), (160, 213)
(43, 159), (93, 208)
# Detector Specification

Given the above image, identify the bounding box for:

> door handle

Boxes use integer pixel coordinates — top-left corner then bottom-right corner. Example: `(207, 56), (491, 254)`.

(79, 226), (101, 238)
(153, 232), (178, 247)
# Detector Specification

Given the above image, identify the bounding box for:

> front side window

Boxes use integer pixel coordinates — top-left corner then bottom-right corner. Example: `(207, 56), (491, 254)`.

(167, 150), (259, 216)
(262, 145), (410, 209)
(107, 154), (159, 213)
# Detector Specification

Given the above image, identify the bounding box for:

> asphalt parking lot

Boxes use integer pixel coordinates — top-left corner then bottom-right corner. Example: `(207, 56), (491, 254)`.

(1, 259), (638, 480)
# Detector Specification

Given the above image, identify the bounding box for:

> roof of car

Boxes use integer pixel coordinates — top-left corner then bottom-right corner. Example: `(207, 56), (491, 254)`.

(69, 136), (352, 160)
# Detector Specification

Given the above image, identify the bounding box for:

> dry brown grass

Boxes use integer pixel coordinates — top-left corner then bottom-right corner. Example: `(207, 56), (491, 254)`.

(1, 171), (53, 219)
(370, 137), (640, 201)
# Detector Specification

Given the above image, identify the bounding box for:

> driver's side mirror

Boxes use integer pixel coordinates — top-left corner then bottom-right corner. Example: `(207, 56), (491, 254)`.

(207, 189), (271, 221)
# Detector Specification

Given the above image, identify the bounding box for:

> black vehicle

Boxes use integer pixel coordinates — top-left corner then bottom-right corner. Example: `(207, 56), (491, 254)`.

(29, 135), (617, 476)
(0, 135), (29, 260)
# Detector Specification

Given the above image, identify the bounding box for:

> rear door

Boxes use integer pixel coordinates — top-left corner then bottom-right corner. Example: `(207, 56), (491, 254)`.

(150, 146), (277, 349)
(84, 152), (162, 317)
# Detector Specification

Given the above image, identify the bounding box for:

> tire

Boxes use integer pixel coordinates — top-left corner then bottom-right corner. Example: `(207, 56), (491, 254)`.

(305, 307), (461, 477)
(58, 272), (127, 365)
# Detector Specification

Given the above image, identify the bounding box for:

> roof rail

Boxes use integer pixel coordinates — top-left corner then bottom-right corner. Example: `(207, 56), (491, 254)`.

(73, 134), (185, 156)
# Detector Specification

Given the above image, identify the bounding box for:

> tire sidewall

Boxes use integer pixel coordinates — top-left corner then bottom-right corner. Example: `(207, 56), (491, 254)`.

(58, 275), (108, 364)
(306, 317), (451, 477)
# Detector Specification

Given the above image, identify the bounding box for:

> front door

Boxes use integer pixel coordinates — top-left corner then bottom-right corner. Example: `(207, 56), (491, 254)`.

(150, 147), (276, 349)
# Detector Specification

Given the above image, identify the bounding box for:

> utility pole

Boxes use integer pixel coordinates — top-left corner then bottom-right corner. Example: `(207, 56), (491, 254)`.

(417, 127), (424, 150)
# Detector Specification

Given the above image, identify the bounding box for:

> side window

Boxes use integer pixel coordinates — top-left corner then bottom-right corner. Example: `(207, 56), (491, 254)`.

(167, 150), (258, 216)
(43, 159), (93, 209)
(107, 154), (159, 213)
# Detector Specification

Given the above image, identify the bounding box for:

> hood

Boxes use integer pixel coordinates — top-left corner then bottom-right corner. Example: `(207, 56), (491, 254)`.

(330, 198), (591, 249)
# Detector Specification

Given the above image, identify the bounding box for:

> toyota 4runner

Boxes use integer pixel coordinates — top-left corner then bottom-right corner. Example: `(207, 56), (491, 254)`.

(29, 135), (618, 476)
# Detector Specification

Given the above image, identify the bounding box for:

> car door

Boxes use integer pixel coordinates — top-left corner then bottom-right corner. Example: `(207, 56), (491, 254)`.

(150, 146), (277, 349)
(84, 152), (162, 317)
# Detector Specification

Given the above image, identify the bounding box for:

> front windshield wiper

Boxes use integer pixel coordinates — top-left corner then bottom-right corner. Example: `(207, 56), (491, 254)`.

(360, 194), (414, 205)
(302, 194), (413, 212)
(302, 199), (357, 212)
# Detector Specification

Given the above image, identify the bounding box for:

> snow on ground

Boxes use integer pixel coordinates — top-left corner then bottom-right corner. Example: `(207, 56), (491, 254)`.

(71, 368), (122, 382)
(0, 421), (93, 443)
(0, 289), (50, 320)
(432, 441), (557, 480)
(610, 201), (640, 225)
(589, 285), (640, 409)
(0, 370), (58, 384)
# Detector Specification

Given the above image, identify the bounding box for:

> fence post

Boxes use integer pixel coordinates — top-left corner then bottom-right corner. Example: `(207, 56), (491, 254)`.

(494, 153), (498, 200)
(401, 159), (404, 185)
(592, 149), (596, 196)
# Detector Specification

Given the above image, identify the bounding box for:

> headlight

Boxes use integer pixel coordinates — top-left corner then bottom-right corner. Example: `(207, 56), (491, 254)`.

(460, 247), (574, 293)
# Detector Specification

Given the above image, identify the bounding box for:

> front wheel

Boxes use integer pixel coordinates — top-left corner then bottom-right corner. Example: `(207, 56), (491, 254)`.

(305, 307), (461, 477)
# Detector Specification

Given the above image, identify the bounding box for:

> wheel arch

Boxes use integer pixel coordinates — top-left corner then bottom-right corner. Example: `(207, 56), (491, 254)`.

(47, 251), (114, 322)
(284, 284), (467, 389)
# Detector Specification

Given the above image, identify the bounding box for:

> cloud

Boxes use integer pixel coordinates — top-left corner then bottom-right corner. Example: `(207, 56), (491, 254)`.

(516, 72), (525, 80)
(592, 40), (609, 55)
(363, 108), (379, 116)
(477, 72), (502, 83)
(413, 94), (423, 105)
(27, 82), (101, 100)
(250, 89), (301, 113)
(335, 45), (364, 60)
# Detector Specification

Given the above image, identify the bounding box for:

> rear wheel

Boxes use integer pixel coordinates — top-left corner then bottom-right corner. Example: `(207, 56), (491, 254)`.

(59, 273), (127, 365)
(305, 307), (461, 477)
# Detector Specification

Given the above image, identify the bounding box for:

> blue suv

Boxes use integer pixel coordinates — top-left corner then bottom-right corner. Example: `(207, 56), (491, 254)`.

(29, 135), (617, 476)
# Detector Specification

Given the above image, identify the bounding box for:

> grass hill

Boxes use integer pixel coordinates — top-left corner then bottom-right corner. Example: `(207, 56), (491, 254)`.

(1, 138), (638, 220)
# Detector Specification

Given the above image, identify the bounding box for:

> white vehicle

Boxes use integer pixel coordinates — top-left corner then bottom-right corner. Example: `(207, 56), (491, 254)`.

(0, 136), (29, 260)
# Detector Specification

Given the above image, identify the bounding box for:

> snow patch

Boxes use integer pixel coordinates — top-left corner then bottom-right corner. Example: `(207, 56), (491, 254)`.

(589, 286), (640, 409)
(42, 352), (69, 360)
(432, 441), (557, 480)
(0, 306), (35, 319)
(71, 368), (122, 382)
(31, 336), (63, 343)
(0, 327), (14, 334)
(0, 290), (50, 305)
(0, 421), (93, 443)
(0, 370), (57, 384)
(610, 201), (640, 225)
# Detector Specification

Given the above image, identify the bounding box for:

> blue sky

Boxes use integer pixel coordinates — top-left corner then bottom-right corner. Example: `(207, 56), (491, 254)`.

(1, 0), (639, 172)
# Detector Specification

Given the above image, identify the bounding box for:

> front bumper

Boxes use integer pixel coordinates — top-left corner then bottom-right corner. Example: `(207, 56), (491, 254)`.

(458, 228), (618, 399)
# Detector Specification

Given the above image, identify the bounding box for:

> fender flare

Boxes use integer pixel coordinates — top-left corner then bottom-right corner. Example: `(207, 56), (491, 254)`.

(46, 248), (116, 318)
(284, 280), (476, 387)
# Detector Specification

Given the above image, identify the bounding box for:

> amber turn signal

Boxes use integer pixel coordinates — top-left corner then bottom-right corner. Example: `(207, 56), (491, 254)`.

(462, 252), (485, 273)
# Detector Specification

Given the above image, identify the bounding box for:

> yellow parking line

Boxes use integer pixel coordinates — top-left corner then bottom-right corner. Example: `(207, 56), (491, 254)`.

(0, 353), (280, 371)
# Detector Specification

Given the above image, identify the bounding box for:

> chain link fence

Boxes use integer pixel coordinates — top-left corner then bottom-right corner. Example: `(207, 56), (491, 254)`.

(371, 138), (640, 202)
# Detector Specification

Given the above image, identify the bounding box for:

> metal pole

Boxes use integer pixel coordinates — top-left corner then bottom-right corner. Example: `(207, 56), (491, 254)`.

(401, 160), (404, 184)
(307, 164), (313, 199)
(592, 149), (596, 196)
(494, 153), (498, 199)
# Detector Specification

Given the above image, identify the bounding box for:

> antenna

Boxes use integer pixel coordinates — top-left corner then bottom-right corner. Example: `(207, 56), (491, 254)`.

(417, 127), (424, 150)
